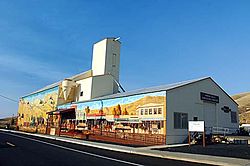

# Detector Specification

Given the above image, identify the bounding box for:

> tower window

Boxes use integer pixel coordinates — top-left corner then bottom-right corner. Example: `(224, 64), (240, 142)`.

(80, 91), (83, 96)
(112, 53), (116, 67)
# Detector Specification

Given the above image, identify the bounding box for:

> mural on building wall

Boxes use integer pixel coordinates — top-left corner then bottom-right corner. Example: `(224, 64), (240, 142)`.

(58, 101), (102, 121)
(17, 86), (59, 133)
(58, 91), (167, 134)
(57, 83), (77, 105)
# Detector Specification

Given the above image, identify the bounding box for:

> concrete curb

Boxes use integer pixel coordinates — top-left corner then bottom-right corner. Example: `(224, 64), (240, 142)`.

(1, 129), (249, 166)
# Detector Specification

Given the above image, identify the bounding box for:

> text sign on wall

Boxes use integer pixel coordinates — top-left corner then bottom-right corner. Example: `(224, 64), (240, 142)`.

(200, 92), (219, 103)
(188, 121), (204, 132)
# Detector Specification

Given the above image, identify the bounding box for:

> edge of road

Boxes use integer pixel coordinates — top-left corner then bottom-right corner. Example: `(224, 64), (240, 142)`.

(1, 129), (249, 166)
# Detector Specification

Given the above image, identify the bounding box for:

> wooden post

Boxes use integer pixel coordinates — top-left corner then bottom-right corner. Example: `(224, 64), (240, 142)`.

(203, 129), (206, 147)
(58, 114), (61, 136)
(188, 131), (191, 147)
(46, 114), (49, 135)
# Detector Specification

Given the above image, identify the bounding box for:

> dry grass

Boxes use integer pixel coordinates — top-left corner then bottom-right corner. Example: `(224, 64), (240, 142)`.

(232, 92), (250, 124)
(0, 117), (16, 124)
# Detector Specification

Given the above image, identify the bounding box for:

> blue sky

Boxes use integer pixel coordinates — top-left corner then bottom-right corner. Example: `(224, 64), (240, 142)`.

(1, 0), (250, 118)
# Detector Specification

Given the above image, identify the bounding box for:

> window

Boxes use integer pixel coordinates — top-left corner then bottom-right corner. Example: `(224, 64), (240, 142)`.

(149, 108), (152, 115)
(112, 54), (116, 67)
(80, 91), (83, 96)
(157, 121), (161, 129)
(160, 121), (164, 128)
(158, 108), (162, 114)
(174, 112), (188, 129)
(145, 109), (148, 115)
(231, 112), (237, 123)
(154, 108), (157, 114)
(141, 109), (144, 115)
(145, 121), (150, 128)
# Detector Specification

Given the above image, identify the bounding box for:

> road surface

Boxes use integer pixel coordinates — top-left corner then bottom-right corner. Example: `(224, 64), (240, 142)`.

(0, 131), (206, 166)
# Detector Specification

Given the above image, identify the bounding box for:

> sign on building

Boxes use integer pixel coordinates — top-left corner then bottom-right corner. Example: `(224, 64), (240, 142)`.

(188, 121), (205, 132)
(188, 121), (205, 147)
(200, 92), (219, 103)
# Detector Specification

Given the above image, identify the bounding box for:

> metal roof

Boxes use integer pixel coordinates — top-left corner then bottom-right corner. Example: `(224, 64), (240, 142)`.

(21, 81), (61, 98)
(21, 70), (92, 98)
(21, 75), (238, 106)
(91, 76), (237, 106)
(92, 77), (211, 101)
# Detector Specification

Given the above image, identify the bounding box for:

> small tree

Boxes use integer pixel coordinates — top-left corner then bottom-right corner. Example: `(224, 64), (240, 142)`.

(122, 108), (128, 115)
(85, 106), (90, 114)
(116, 104), (121, 115)
(112, 108), (116, 115)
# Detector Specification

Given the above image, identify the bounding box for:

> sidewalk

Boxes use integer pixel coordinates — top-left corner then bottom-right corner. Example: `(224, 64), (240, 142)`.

(1, 129), (249, 166)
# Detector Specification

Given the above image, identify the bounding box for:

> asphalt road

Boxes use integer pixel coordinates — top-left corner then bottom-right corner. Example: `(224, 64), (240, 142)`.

(0, 131), (206, 166)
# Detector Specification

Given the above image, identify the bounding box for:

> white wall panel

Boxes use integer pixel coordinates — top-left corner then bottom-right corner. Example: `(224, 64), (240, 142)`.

(166, 78), (238, 144)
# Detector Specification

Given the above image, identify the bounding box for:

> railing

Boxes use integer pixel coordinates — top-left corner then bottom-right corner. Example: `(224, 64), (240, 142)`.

(60, 129), (166, 146)
(212, 127), (229, 136)
(206, 127), (230, 136)
(93, 129), (166, 145)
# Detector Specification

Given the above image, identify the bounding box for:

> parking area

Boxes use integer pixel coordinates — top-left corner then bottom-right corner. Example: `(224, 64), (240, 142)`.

(155, 143), (250, 159)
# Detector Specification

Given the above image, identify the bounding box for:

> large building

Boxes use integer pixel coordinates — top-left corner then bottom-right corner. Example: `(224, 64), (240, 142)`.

(17, 38), (239, 145)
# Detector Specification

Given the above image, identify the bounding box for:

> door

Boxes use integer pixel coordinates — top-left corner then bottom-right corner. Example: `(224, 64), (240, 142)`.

(203, 102), (216, 128)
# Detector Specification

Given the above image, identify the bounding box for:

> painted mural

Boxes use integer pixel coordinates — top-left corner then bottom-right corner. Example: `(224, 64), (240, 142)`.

(17, 86), (59, 133)
(58, 91), (167, 135)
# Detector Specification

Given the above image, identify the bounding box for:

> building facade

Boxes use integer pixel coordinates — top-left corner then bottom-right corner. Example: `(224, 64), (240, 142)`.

(17, 38), (239, 145)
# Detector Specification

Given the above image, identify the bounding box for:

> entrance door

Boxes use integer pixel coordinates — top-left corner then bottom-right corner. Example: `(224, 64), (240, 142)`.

(203, 102), (216, 128)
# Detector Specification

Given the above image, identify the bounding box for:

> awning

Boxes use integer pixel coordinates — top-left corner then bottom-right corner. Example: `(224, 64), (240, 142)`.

(46, 108), (75, 115)
(140, 117), (165, 121)
(57, 108), (75, 114)
(87, 116), (106, 120)
(46, 110), (60, 115)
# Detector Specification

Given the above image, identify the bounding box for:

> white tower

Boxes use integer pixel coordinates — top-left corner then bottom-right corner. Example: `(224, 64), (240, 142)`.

(92, 38), (121, 92)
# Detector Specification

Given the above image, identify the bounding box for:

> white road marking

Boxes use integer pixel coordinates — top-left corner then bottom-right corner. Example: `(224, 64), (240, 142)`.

(6, 142), (15, 147)
(2, 132), (144, 166)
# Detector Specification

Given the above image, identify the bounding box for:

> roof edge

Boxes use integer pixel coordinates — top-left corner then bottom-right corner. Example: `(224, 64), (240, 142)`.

(71, 77), (211, 104)
(21, 84), (59, 99)
(209, 78), (239, 106)
(167, 77), (238, 106)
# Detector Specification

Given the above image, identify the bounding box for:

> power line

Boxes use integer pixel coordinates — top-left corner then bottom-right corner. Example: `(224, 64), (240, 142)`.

(0, 94), (18, 103)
